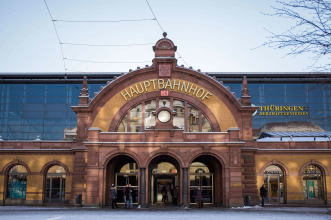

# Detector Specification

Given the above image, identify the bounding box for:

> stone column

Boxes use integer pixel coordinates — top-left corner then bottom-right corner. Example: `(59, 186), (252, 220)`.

(139, 167), (147, 208)
(182, 167), (189, 207)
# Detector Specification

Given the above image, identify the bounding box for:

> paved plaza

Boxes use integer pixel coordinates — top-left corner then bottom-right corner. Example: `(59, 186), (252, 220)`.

(0, 205), (330, 220)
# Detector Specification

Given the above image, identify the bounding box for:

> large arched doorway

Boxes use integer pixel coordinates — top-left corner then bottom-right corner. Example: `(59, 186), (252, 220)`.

(45, 165), (66, 203)
(263, 165), (285, 204)
(148, 155), (181, 205)
(106, 155), (139, 206)
(189, 155), (223, 206)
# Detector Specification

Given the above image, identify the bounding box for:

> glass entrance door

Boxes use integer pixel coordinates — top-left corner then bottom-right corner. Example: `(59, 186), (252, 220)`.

(46, 175), (65, 203)
(190, 173), (213, 204)
(115, 174), (138, 203)
(264, 175), (284, 204)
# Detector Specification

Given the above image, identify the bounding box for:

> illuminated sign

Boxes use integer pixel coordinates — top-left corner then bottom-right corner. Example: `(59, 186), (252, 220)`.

(160, 90), (169, 96)
(120, 79), (213, 101)
(258, 105), (309, 116)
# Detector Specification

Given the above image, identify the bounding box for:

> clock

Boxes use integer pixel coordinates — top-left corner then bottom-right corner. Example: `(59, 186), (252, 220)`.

(157, 110), (171, 123)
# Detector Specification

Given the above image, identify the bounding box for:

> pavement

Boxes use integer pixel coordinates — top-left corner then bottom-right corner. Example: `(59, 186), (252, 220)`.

(0, 205), (330, 220)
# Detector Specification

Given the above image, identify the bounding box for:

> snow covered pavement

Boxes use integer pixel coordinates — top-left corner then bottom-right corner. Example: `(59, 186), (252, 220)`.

(0, 205), (330, 220)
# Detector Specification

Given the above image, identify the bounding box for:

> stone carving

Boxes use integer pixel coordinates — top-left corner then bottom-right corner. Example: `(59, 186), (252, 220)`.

(159, 64), (171, 77)
(158, 41), (172, 49)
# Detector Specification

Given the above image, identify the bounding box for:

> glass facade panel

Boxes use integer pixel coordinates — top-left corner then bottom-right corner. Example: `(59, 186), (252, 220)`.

(117, 114), (128, 132)
(201, 114), (212, 132)
(145, 100), (156, 129)
(188, 104), (199, 132)
(173, 100), (185, 129)
(130, 104), (142, 132)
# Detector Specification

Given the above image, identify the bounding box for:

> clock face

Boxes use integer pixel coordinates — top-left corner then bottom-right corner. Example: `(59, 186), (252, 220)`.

(157, 110), (171, 123)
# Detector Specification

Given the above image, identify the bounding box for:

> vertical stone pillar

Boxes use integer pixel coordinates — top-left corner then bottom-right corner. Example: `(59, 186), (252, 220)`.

(182, 167), (189, 207)
(139, 167), (147, 208)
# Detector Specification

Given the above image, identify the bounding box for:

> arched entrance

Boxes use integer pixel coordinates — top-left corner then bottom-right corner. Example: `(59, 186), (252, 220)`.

(45, 165), (66, 203)
(189, 155), (223, 206)
(263, 165), (285, 204)
(303, 164), (324, 201)
(148, 155), (180, 205)
(106, 155), (139, 205)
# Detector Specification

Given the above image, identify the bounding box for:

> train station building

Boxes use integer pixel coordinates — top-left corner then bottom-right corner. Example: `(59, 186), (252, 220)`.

(0, 35), (330, 207)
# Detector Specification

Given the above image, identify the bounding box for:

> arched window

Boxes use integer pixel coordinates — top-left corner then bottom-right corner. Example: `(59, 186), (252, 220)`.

(46, 165), (66, 203)
(7, 165), (27, 199)
(303, 165), (323, 200)
(263, 165), (285, 204)
(117, 99), (212, 132)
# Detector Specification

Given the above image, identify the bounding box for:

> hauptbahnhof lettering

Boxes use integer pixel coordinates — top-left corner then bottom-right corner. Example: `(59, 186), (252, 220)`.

(0, 36), (330, 207)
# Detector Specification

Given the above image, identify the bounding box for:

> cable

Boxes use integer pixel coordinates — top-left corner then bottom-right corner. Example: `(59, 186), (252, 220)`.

(64, 58), (150, 64)
(176, 52), (189, 67)
(145, 0), (189, 67)
(61, 42), (154, 47)
(54, 18), (155, 23)
(43, 0), (67, 72)
(146, 0), (164, 33)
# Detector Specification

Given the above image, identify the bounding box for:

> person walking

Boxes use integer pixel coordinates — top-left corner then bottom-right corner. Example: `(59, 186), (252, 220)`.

(173, 186), (179, 205)
(260, 184), (267, 207)
(161, 186), (167, 202)
(195, 187), (203, 208)
(110, 184), (118, 209)
(125, 184), (133, 209)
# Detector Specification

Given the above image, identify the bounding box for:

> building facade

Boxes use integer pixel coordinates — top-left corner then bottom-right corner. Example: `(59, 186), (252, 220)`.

(0, 36), (330, 207)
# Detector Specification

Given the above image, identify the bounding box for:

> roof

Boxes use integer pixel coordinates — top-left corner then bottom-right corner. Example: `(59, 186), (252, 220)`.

(258, 132), (331, 142)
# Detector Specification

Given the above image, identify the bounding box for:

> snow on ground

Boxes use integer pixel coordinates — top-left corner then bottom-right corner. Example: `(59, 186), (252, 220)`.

(0, 206), (330, 220)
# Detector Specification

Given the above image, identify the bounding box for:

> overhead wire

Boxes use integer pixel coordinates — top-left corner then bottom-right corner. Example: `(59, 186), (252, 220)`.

(145, 0), (164, 33)
(61, 42), (154, 47)
(64, 58), (150, 64)
(44, 0), (189, 69)
(54, 18), (155, 23)
(43, 0), (67, 72)
(145, 0), (189, 67)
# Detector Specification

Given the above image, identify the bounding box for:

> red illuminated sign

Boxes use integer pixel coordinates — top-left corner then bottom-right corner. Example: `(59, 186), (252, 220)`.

(160, 90), (169, 96)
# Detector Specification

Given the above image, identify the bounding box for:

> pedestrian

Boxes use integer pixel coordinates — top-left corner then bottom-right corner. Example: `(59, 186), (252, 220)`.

(161, 186), (167, 202)
(195, 187), (203, 208)
(173, 186), (179, 205)
(110, 184), (118, 209)
(125, 184), (133, 209)
(260, 184), (267, 207)
(123, 184), (128, 208)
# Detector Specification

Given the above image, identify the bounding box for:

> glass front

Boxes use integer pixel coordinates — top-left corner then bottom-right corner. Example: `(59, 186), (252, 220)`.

(187, 104), (199, 132)
(173, 100), (185, 129)
(263, 165), (284, 203)
(46, 166), (66, 203)
(190, 162), (213, 204)
(130, 104), (142, 132)
(117, 114), (128, 132)
(201, 114), (212, 132)
(116, 163), (138, 203)
(303, 165), (323, 200)
(144, 99), (156, 129)
(6, 165), (27, 199)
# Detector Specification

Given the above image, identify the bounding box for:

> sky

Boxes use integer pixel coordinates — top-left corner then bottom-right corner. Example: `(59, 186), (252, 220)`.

(0, 0), (326, 73)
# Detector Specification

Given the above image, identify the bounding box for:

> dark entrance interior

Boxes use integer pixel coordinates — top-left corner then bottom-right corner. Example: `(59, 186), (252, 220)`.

(106, 155), (138, 205)
(45, 165), (66, 203)
(148, 155), (180, 205)
(190, 155), (223, 206)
